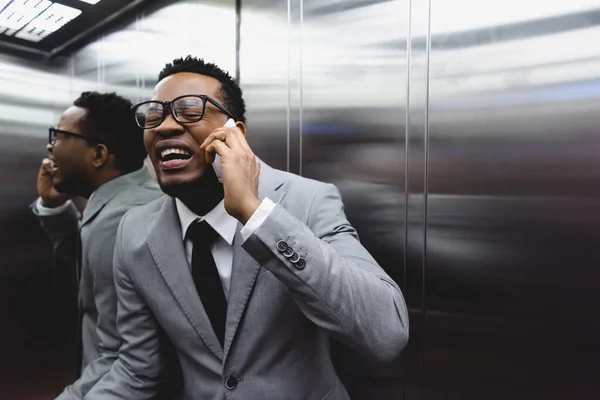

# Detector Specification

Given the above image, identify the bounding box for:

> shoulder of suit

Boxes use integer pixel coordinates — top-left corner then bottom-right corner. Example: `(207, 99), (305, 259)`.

(94, 182), (163, 224)
(107, 179), (162, 206)
(119, 193), (167, 220)
(271, 167), (336, 196)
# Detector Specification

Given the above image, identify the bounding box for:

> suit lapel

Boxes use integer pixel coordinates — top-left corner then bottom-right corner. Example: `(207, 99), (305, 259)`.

(146, 197), (224, 359)
(223, 225), (261, 360)
(80, 195), (108, 227)
(223, 161), (286, 360)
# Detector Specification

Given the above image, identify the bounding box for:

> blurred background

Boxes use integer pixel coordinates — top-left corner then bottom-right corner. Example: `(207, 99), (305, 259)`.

(1, 0), (600, 399)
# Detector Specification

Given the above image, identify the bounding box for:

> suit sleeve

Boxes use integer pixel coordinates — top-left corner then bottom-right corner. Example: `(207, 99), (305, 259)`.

(55, 206), (129, 399)
(84, 211), (167, 400)
(31, 198), (80, 267)
(242, 183), (409, 363)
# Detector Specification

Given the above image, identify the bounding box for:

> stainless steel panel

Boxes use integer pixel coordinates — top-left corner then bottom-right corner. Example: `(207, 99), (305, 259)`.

(239, 0), (292, 172)
(425, 1), (600, 398)
(0, 52), (75, 399)
(405, 1), (430, 399)
(240, 0), (413, 398)
(0, 1), (237, 397)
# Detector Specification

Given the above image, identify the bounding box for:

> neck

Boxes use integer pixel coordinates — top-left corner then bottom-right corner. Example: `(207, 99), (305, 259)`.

(164, 165), (224, 216)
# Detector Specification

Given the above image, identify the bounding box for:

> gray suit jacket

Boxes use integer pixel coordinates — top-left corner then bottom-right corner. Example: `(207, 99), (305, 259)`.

(86, 161), (409, 400)
(32, 167), (162, 399)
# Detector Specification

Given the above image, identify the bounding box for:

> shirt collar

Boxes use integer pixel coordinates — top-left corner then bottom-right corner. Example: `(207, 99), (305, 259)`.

(175, 197), (237, 246)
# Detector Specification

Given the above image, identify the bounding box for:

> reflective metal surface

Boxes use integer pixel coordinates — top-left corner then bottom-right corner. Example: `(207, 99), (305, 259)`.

(425, 1), (600, 398)
(2, 0), (600, 398)
(240, 0), (412, 397)
(241, 0), (600, 398)
(0, 1), (236, 398)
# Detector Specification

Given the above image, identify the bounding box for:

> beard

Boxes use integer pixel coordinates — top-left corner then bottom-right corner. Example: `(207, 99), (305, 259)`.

(159, 164), (225, 215)
(53, 171), (90, 197)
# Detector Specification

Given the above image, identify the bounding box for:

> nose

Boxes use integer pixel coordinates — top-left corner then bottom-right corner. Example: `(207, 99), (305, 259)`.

(155, 113), (185, 138)
(46, 143), (53, 154)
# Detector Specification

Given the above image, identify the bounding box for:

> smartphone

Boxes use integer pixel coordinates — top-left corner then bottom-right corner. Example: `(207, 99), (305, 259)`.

(212, 118), (236, 182)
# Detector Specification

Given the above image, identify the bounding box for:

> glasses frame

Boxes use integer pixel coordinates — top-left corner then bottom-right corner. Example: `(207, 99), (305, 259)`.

(48, 128), (113, 152)
(132, 94), (236, 130)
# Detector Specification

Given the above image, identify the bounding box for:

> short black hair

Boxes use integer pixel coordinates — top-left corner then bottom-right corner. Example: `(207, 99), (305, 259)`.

(73, 91), (146, 173)
(158, 56), (246, 124)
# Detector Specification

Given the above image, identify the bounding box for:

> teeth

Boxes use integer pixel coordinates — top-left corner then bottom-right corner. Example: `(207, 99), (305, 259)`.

(161, 148), (190, 158)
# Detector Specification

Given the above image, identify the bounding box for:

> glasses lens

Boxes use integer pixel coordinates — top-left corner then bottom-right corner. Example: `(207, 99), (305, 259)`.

(173, 96), (205, 123)
(135, 102), (164, 129)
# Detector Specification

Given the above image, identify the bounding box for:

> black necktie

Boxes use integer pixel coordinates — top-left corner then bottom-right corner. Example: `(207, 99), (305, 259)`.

(186, 220), (227, 347)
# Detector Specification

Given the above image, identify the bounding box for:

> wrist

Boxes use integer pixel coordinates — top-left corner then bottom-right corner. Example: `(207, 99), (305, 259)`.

(40, 197), (68, 209)
(238, 197), (262, 225)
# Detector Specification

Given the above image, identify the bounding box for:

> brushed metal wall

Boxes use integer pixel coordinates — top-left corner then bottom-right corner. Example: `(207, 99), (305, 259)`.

(425, 1), (600, 398)
(240, 0), (600, 399)
(1, 0), (600, 398)
(0, 52), (74, 400)
(240, 0), (411, 397)
(0, 1), (237, 398)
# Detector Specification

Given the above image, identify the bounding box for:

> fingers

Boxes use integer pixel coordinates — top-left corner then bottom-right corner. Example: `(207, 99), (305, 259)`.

(201, 126), (248, 151)
(41, 158), (54, 175)
(204, 140), (232, 164)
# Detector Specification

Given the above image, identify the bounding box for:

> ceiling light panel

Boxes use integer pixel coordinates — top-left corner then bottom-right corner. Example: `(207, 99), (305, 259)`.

(0, 0), (52, 36)
(15, 3), (81, 42)
(78, 0), (101, 4)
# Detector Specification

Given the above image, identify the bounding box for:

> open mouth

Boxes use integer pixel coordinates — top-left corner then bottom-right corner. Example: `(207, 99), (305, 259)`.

(156, 146), (193, 170)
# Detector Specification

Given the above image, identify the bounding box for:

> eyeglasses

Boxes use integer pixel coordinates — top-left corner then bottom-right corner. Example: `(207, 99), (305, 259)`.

(48, 128), (113, 151)
(132, 94), (236, 130)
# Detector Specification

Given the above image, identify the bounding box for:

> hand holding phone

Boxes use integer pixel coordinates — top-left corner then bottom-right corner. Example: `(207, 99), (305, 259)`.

(202, 117), (260, 223)
(211, 118), (236, 182)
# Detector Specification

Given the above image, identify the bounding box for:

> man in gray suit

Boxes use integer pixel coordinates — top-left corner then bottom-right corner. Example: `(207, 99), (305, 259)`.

(87, 56), (409, 400)
(31, 92), (162, 399)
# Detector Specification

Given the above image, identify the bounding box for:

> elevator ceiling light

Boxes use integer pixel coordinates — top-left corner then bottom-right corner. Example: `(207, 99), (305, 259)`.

(0, 0), (147, 56)
(0, 0), (52, 37)
(0, 1), (83, 42)
(15, 3), (82, 42)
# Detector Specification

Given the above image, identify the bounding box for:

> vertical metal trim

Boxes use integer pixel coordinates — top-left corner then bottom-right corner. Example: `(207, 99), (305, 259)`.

(422, 0), (433, 397)
(135, 13), (141, 102)
(298, 0), (304, 176)
(96, 39), (101, 84)
(404, 0), (412, 306)
(403, 2), (413, 400)
(68, 55), (75, 96)
(235, 0), (241, 84)
(286, 0), (292, 172)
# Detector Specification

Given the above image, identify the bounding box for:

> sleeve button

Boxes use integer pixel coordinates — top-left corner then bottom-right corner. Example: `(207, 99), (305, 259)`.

(276, 240), (288, 252)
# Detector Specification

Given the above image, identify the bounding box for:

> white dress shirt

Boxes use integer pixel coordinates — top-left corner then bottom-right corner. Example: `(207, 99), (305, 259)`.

(173, 197), (276, 301)
(36, 186), (100, 216)
(36, 197), (74, 215)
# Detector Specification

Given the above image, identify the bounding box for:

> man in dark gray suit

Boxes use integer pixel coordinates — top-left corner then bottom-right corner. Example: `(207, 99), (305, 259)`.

(87, 56), (409, 400)
(31, 92), (162, 399)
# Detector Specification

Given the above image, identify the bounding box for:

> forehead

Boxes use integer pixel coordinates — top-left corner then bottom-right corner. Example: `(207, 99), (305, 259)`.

(152, 72), (222, 101)
(57, 106), (87, 133)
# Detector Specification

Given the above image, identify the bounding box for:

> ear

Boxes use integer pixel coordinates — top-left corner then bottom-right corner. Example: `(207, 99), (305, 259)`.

(91, 144), (109, 168)
(235, 121), (247, 136)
